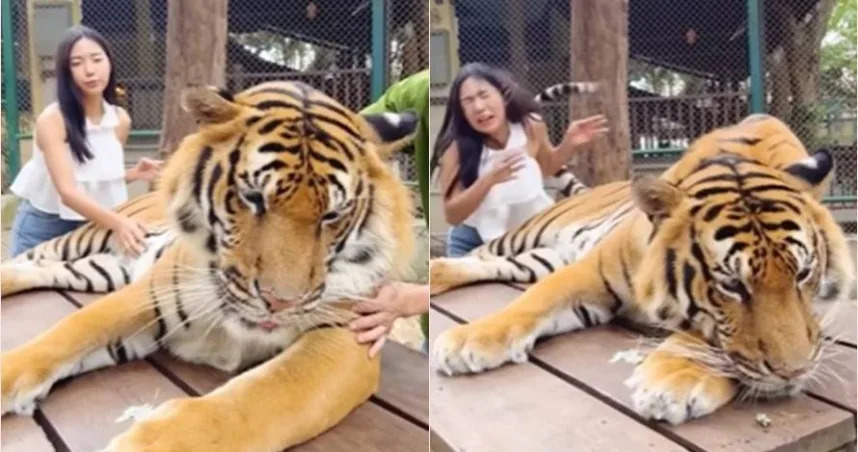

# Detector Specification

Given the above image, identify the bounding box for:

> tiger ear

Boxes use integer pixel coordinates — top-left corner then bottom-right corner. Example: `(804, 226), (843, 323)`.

(358, 110), (419, 159)
(632, 174), (684, 220)
(181, 86), (241, 125)
(783, 149), (833, 198)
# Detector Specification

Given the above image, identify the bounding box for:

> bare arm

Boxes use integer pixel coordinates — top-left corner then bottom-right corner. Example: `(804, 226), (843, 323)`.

(37, 107), (124, 230)
(529, 114), (609, 177)
(115, 107), (139, 183)
(38, 106), (147, 255)
(438, 143), (523, 225)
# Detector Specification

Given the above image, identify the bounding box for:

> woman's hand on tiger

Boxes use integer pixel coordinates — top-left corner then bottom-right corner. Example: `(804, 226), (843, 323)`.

(350, 282), (429, 357)
(562, 114), (609, 149)
(112, 215), (148, 257)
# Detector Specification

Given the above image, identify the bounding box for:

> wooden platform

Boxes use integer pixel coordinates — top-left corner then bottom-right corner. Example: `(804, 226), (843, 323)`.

(1, 290), (429, 452)
(430, 283), (857, 452)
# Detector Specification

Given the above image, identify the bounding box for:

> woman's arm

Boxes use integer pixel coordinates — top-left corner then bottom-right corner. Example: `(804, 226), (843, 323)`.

(38, 106), (148, 255)
(115, 107), (139, 183)
(529, 114), (608, 177)
(438, 143), (524, 225)
(37, 107), (125, 230)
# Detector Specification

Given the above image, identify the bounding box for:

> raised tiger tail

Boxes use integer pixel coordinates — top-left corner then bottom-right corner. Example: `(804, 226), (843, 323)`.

(533, 81), (600, 102)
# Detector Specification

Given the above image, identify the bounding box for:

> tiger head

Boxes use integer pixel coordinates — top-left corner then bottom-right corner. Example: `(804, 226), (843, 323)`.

(633, 114), (854, 396)
(159, 81), (417, 335)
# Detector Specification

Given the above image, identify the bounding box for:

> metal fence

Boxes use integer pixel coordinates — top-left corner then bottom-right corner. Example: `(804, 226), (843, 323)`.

(2, 0), (426, 192)
(446, 0), (856, 232)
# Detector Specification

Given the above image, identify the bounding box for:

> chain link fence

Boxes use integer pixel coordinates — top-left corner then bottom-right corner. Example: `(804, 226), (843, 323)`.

(2, 0), (426, 194)
(443, 0), (855, 234)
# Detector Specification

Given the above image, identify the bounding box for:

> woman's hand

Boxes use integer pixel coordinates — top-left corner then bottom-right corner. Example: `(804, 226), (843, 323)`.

(350, 282), (429, 357)
(130, 158), (164, 183)
(562, 114), (609, 149)
(485, 151), (527, 186)
(111, 215), (148, 257)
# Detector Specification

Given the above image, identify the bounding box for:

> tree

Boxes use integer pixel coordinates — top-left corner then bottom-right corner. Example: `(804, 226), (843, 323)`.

(819, 0), (856, 106)
(570, 0), (630, 186)
(765, 0), (837, 148)
(159, 0), (228, 158)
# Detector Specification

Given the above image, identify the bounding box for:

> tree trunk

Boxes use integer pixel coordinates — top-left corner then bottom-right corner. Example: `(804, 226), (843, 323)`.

(507, 0), (527, 86)
(570, 0), (630, 186)
(766, 0), (835, 147)
(401, 0), (428, 77)
(159, 0), (228, 158)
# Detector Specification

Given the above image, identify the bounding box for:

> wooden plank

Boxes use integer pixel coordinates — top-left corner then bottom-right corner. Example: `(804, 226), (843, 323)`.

(816, 300), (857, 347)
(377, 341), (429, 426)
(151, 340), (430, 426)
(39, 361), (189, 452)
(0, 415), (54, 452)
(805, 342), (857, 413)
(61, 291), (101, 307)
(534, 329), (856, 452)
(429, 309), (686, 452)
(1, 290), (190, 451)
(150, 353), (427, 452)
(1, 290), (78, 350)
(76, 287), (430, 424)
(433, 283), (857, 452)
(294, 403), (427, 452)
(148, 352), (230, 394)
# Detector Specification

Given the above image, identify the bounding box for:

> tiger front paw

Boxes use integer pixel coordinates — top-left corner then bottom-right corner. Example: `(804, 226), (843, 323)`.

(105, 399), (237, 452)
(432, 318), (536, 375)
(1, 349), (59, 416)
(625, 353), (737, 425)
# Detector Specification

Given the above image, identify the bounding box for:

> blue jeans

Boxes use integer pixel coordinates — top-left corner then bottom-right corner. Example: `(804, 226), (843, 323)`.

(10, 200), (85, 257)
(446, 224), (484, 257)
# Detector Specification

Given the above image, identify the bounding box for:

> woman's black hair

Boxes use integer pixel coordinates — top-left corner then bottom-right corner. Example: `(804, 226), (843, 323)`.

(430, 62), (540, 197)
(55, 25), (117, 163)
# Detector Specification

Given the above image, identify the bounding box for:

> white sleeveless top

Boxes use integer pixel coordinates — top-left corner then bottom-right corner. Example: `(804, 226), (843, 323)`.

(462, 122), (554, 240)
(10, 101), (128, 221)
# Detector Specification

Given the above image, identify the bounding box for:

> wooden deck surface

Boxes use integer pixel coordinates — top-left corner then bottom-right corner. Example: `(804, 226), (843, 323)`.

(1, 290), (429, 452)
(430, 283), (857, 452)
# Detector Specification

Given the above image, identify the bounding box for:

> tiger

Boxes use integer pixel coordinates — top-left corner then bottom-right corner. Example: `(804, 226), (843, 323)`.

(430, 114), (855, 425)
(0, 80), (419, 451)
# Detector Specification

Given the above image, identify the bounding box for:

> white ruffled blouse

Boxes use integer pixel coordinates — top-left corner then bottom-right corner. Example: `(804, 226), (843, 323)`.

(11, 101), (128, 221)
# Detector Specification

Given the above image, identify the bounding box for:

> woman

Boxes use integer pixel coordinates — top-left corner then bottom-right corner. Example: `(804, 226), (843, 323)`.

(432, 63), (608, 257)
(9, 25), (162, 258)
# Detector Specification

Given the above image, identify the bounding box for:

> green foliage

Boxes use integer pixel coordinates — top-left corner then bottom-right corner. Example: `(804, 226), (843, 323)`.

(820, 0), (857, 106)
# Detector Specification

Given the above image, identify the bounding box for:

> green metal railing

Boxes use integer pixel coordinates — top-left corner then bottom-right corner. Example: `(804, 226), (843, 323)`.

(746, 0), (765, 114)
(2, 0), (20, 179)
(371, 0), (388, 101)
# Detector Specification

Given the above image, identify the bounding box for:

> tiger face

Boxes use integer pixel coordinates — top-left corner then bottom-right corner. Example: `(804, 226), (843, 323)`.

(633, 134), (850, 396)
(159, 81), (417, 335)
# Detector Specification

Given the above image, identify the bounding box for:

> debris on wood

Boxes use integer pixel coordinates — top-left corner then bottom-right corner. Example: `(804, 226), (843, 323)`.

(609, 348), (645, 365)
(115, 403), (156, 423)
(755, 413), (772, 428)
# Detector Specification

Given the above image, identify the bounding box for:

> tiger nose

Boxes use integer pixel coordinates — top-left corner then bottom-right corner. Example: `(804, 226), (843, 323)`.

(260, 291), (299, 312)
(774, 364), (809, 380)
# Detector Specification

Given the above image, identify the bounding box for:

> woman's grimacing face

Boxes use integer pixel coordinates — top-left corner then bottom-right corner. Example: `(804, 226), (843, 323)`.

(68, 37), (111, 97)
(459, 77), (507, 136)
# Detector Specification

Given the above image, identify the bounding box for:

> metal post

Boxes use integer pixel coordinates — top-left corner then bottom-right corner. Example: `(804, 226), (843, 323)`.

(371, 0), (387, 100)
(2, 0), (21, 179)
(747, 0), (766, 113)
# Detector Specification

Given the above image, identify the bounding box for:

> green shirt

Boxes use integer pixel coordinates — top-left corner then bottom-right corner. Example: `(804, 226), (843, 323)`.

(361, 70), (430, 340)
(360, 70), (430, 223)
